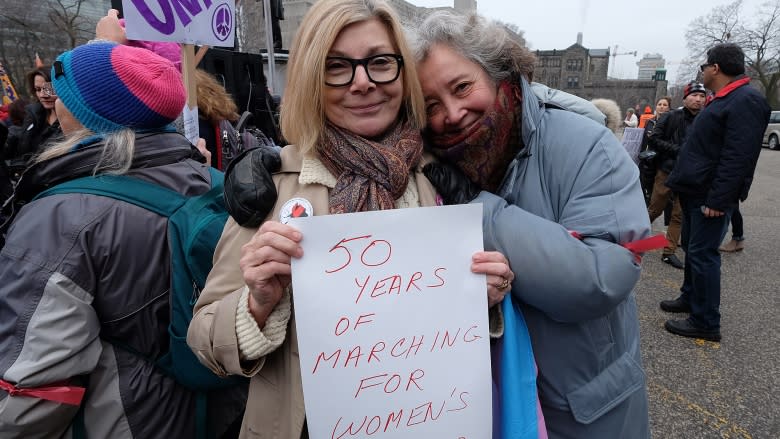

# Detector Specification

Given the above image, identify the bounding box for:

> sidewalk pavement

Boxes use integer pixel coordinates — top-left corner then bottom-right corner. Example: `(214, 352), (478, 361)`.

(636, 148), (779, 438)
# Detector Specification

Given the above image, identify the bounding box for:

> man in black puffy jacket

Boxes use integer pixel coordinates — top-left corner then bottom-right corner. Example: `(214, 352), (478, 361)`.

(647, 81), (705, 269)
(660, 43), (770, 342)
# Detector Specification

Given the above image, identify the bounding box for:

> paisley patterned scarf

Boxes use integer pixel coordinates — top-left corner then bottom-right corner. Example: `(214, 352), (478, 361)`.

(427, 81), (522, 192)
(318, 121), (423, 214)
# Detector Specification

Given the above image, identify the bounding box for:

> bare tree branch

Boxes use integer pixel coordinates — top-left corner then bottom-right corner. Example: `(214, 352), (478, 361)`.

(48, 0), (91, 49)
(1, 0), (97, 99)
(685, 0), (743, 60)
(682, 0), (780, 108)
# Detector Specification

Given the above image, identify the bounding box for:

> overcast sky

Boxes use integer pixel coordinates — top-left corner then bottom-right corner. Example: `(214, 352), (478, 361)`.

(409, 0), (765, 84)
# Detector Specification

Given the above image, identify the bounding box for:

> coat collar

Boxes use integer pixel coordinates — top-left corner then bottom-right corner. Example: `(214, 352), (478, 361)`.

(706, 75), (751, 105)
(495, 77), (540, 198)
(518, 76), (543, 157)
(12, 131), (196, 203)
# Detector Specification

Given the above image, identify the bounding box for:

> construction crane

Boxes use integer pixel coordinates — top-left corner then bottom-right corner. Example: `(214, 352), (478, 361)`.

(610, 45), (638, 78)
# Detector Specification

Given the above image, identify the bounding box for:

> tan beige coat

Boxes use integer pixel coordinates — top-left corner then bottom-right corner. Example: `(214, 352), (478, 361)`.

(187, 144), (439, 438)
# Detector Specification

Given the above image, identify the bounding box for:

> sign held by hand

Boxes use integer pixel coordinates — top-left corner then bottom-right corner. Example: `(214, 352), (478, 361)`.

(122, 0), (235, 46)
(290, 204), (492, 439)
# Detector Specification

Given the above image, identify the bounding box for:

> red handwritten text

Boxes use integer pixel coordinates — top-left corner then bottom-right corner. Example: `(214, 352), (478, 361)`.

(330, 387), (470, 438)
(334, 313), (376, 336)
(354, 268), (447, 304)
(311, 325), (481, 374)
(326, 236), (392, 274)
(354, 368), (425, 398)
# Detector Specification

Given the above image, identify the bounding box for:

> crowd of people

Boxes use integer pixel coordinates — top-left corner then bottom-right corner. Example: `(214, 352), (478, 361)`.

(0, 65), (63, 205)
(648, 83), (706, 269)
(659, 43), (769, 341)
(0, 1), (771, 438)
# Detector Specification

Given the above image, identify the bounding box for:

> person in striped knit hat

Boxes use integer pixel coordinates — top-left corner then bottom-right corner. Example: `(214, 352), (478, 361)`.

(0, 42), (246, 437)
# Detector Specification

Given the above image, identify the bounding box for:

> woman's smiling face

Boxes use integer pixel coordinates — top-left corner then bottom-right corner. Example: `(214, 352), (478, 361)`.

(416, 43), (496, 142)
(322, 18), (404, 138)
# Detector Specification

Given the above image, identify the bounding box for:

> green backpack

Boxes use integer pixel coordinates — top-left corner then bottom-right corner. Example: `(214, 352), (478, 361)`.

(34, 167), (244, 438)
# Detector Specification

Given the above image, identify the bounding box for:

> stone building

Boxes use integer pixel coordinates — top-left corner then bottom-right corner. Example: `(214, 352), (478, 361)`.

(534, 34), (667, 115)
(534, 33), (609, 90)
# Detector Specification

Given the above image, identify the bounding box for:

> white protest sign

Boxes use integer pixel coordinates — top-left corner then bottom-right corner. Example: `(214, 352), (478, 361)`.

(289, 204), (492, 439)
(122, 0), (235, 46)
(182, 104), (199, 145)
(622, 127), (645, 164)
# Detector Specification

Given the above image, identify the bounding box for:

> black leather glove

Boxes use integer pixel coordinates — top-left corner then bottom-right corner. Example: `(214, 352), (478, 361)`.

(224, 145), (282, 227)
(422, 162), (481, 205)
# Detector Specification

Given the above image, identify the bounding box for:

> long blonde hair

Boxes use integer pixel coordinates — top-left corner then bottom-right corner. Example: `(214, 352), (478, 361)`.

(280, 0), (425, 156)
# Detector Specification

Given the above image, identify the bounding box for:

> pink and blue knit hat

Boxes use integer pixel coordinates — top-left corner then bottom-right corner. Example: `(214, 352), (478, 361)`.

(51, 42), (185, 134)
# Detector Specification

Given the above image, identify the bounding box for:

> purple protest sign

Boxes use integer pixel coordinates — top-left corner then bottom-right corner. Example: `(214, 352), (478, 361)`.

(123, 0), (235, 46)
(212, 3), (232, 42)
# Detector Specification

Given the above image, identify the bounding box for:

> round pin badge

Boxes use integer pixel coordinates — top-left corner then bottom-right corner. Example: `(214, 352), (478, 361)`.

(279, 197), (314, 224)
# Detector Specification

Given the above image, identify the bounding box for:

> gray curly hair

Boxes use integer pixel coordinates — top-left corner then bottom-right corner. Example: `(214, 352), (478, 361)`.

(407, 11), (535, 84)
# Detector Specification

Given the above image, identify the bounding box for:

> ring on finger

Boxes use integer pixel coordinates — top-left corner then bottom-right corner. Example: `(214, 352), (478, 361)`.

(498, 277), (510, 291)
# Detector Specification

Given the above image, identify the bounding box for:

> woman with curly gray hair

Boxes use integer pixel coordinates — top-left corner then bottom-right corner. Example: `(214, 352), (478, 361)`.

(409, 10), (652, 439)
(187, 1), (518, 437)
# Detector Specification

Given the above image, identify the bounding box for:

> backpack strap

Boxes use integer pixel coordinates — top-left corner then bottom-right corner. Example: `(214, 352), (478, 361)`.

(186, 168), (225, 213)
(215, 122), (224, 171)
(235, 111), (254, 132)
(72, 398), (87, 439)
(33, 168), (224, 215)
(34, 175), (186, 217)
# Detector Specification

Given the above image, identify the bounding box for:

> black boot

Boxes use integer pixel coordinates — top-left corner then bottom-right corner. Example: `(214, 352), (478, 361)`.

(660, 297), (691, 313)
(664, 318), (721, 342)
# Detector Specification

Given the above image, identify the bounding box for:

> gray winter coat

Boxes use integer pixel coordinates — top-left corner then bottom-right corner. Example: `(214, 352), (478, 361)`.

(476, 78), (651, 438)
(0, 133), (246, 438)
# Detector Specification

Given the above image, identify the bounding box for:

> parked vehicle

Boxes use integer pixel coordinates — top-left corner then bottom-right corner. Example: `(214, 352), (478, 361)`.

(764, 110), (780, 150)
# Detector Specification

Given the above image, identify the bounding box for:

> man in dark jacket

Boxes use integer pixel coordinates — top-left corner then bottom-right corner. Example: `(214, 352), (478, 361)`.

(647, 81), (706, 269)
(660, 43), (770, 341)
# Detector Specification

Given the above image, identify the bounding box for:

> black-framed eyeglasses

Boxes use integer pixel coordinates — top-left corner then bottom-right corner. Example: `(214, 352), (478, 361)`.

(34, 82), (56, 97)
(324, 54), (404, 87)
(699, 63), (714, 72)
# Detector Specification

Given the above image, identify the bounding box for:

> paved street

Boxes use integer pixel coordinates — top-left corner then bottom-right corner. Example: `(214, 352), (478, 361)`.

(637, 148), (779, 438)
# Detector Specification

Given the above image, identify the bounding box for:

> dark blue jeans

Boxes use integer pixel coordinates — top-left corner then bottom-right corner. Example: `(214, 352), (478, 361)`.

(678, 196), (733, 330)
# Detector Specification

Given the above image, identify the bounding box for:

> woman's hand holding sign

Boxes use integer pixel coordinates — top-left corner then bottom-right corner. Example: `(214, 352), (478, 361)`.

(471, 251), (514, 307)
(240, 221), (303, 327)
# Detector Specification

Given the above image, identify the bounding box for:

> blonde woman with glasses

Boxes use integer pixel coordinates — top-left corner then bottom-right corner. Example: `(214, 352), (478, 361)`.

(187, 1), (516, 437)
